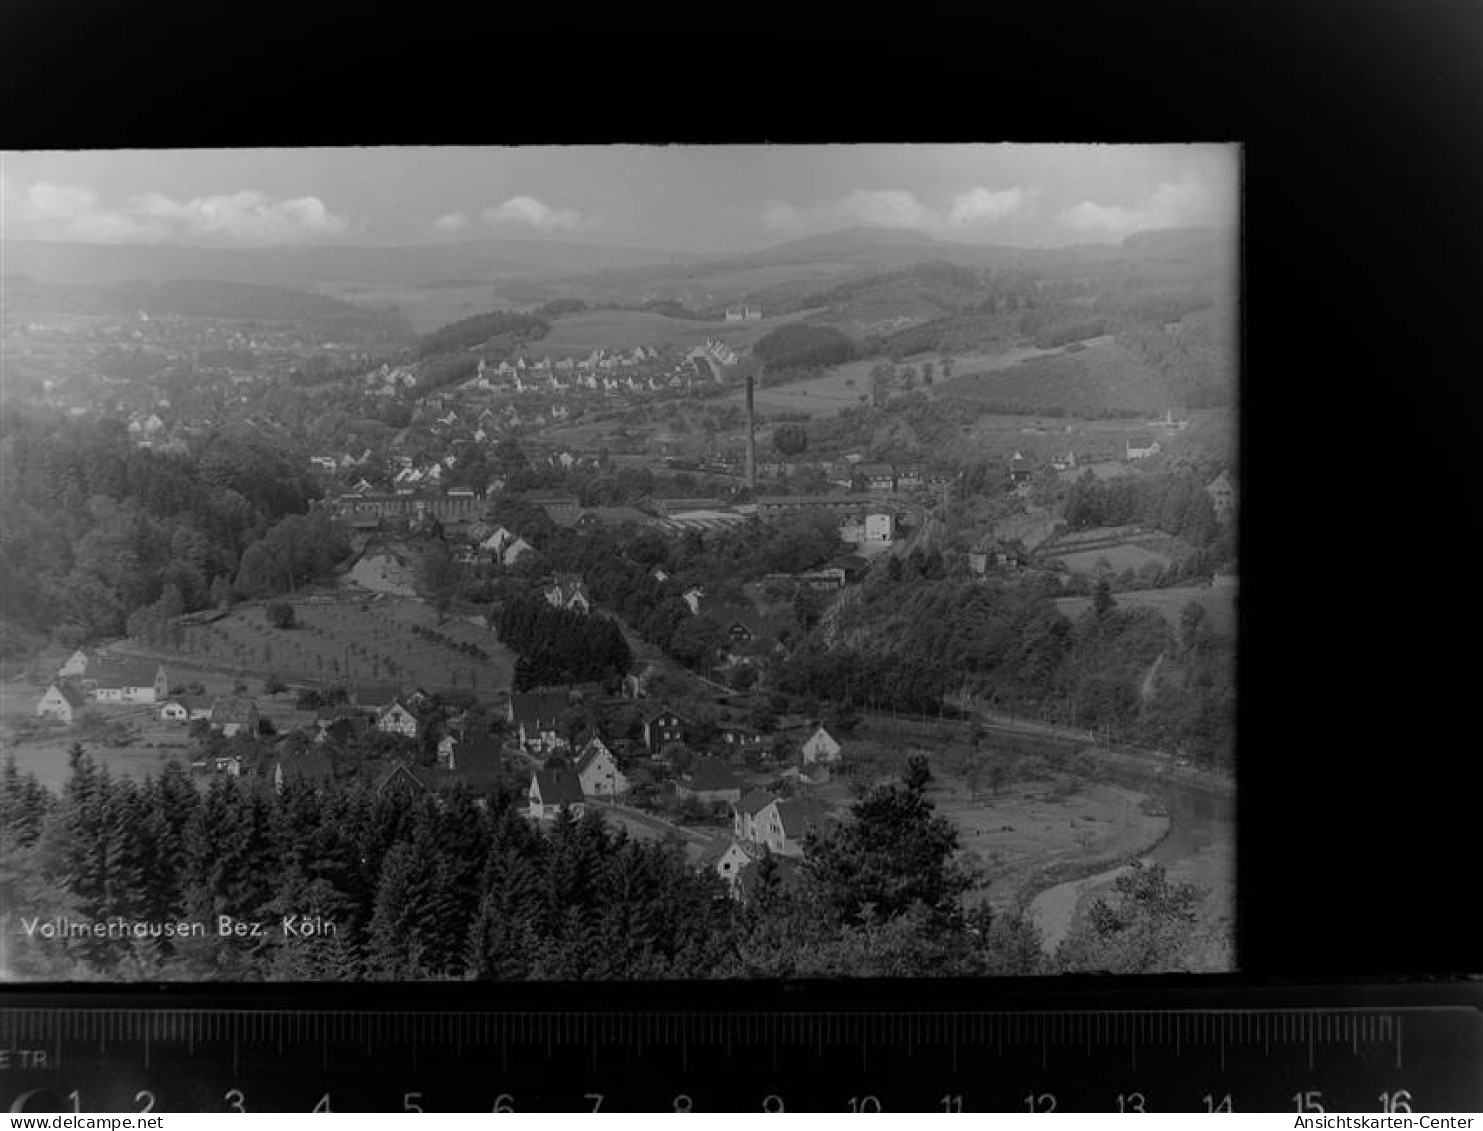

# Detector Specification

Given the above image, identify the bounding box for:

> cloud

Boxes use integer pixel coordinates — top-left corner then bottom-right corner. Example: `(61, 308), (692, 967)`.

(480, 195), (586, 233)
(433, 211), (468, 233)
(763, 185), (1027, 237)
(949, 186), (1027, 225)
(1060, 174), (1224, 237)
(8, 182), (354, 244)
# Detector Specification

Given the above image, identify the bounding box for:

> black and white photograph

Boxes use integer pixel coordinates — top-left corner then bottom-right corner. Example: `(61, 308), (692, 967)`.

(0, 144), (1239, 983)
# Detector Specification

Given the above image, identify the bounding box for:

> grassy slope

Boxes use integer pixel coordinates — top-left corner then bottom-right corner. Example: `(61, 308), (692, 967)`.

(934, 338), (1169, 416)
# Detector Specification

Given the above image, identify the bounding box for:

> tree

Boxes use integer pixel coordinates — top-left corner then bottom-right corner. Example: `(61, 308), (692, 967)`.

(421, 543), (460, 621)
(265, 600), (296, 629)
(1092, 579), (1116, 618)
(1054, 860), (1207, 973)
(772, 423), (808, 457)
(805, 755), (975, 930)
(1179, 600), (1208, 651)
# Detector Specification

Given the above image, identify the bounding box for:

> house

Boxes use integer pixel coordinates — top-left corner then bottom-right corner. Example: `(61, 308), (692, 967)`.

(375, 761), (430, 801)
(643, 706), (687, 753)
(57, 648), (91, 679)
(574, 735), (628, 797)
(681, 587), (705, 615)
(35, 683), (87, 724)
(749, 796), (831, 858)
(720, 723), (764, 748)
(376, 699), (421, 738)
(508, 691), (571, 753)
(853, 463), (896, 492)
(191, 752), (245, 778)
(480, 526), (516, 554)
(159, 694), (213, 723)
(697, 837), (758, 897)
(1008, 451), (1033, 486)
(544, 573), (592, 614)
(732, 789), (775, 843)
(620, 669), (652, 700)
(1125, 437), (1161, 461)
(839, 512), (895, 545)
(436, 731), (460, 767)
(1051, 451), (1078, 473)
(502, 538), (535, 566)
(677, 757), (743, 805)
(1206, 470), (1238, 521)
(528, 764), (586, 821)
(87, 660), (169, 704)
(800, 725), (843, 765)
(895, 464), (924, 490)
(210, 697), (260, 738)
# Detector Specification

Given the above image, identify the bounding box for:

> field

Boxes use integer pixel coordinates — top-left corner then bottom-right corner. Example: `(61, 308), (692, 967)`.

(534, 309), (807, 355)
(717, 343), (1067, 419)
(1040, 524), (1179, 578)
(151, 597), (514, 699)
(1053, 543), (1171, 577)
(933, 337), (1168, 417)
(1055, 583), (1237, 638)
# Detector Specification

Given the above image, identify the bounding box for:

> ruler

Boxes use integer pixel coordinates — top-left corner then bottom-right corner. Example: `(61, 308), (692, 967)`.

(2, 982), (1478, 1112)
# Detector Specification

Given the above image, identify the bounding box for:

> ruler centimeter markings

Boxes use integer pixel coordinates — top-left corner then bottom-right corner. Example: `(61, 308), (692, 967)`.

(1, 991), (1478, 1112)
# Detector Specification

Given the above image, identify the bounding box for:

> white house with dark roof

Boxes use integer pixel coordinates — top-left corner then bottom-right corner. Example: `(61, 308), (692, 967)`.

(800, 725), (843, 765)
(57, 648), (91, 679)
(543, 574), (592, 614)
(87, 660), (169, 704)
(574, 736), (628, 797)
(697, 837), (758, 897)
(160, 694), (213, 723)
(508, 691), (571, 753)
(1206, 470), (1238, 521)
(36, 683), (87, 724)
(528, 764), (586, 821)
(376, 700), (421, 738)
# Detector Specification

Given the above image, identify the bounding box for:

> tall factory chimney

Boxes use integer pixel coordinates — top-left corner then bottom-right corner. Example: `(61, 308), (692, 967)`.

(744, 372), (757, 491)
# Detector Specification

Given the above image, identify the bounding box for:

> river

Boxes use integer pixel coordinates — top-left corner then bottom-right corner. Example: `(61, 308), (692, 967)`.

(1029, 775), (1234, 955)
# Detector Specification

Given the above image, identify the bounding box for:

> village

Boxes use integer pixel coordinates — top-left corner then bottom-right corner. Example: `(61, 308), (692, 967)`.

(20, 594), (864, 906)
(0, 161), (1239, 980)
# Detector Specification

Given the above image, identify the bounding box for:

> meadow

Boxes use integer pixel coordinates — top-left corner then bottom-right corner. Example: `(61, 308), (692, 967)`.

(1052, 543), (1171, 577)
(720, 343), (1066, 419)
(121, 597), (515, 701)
(933, 338), (1168, 417)
(535, 309), (806, 355)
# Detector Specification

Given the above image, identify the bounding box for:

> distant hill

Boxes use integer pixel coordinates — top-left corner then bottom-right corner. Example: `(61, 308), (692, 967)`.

(0, 238), (704, 291)
(4, 274), (410, 341)
(747, 226), (939, 260)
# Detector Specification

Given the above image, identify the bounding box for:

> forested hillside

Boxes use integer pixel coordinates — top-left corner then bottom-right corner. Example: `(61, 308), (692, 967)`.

(0, 748), (1214, 981)
(0, 412), (350, 657)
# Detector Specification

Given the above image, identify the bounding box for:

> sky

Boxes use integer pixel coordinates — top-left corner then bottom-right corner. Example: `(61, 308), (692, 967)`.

(0, 145), (1238, 255)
